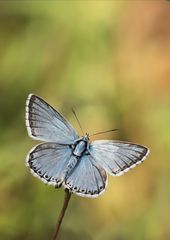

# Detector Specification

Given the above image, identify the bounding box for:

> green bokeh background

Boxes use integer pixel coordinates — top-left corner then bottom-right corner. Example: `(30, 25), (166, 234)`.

(0, 2), (170, 240)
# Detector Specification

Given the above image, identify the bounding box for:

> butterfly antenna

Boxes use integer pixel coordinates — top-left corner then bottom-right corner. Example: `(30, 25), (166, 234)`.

(90, 128), (119, 137)
(72, 108), (84, 135)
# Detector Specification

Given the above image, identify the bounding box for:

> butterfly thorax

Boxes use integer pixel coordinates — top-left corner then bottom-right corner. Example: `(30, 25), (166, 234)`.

(73, 134), (89, 157)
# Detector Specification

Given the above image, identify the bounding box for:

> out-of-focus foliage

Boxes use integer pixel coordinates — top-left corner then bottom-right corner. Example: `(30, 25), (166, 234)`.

(0, 2), (170, 240)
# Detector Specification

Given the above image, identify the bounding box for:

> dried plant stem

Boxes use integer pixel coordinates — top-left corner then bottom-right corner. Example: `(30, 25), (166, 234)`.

(51, 189), (71, 240)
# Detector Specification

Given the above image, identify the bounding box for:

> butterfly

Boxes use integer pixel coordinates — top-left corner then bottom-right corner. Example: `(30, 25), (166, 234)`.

(25, 94), (149, 198)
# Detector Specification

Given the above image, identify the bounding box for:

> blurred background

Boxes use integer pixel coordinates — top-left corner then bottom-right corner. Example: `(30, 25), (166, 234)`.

(0, 1), (170, 240)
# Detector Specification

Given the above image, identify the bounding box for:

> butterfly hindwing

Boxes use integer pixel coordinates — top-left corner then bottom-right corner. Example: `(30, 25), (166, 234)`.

(64, 155), (108, 198)
(89, 140), (149, 176)
(26, 142), (73, 187)
(26, 94), (78, 143)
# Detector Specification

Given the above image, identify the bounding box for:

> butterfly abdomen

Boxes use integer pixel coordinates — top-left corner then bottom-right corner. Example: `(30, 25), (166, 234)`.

(63, 138), (89, 187)
(63, 156), (79, 181)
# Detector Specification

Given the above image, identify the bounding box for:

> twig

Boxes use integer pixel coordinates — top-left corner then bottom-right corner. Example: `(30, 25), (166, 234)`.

(51, 189), (72, 240)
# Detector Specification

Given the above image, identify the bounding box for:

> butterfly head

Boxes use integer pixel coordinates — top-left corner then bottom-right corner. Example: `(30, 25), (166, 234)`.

(83, 133), (90, 142)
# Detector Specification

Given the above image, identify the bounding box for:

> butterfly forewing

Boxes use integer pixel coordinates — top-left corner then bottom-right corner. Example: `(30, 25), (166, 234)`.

(26, 94), (79, 143)
(89, 140), (149, 176)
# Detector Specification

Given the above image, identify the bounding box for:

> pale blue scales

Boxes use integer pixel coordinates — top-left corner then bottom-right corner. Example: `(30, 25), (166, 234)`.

(25, 94), (149, 198)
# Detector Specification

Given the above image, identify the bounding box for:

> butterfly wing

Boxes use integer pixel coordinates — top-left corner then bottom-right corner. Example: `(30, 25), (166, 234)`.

(64, 155), (108, 198)
(26, 142), (72, 187)
(25, 94), (79, 144)
(89, 140), (149, 176)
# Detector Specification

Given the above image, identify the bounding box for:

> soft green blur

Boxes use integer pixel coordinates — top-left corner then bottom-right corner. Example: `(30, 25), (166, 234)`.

(0, 2), (170, 240)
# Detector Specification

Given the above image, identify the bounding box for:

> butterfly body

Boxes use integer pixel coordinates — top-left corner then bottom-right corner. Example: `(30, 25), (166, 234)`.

(26, 94), (149, 198)
(61, 135), (90, 187)
(72, 134), (89, 157)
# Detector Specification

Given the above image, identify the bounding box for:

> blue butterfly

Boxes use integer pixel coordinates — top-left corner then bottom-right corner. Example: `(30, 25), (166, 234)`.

(25, 94), (149, 198)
